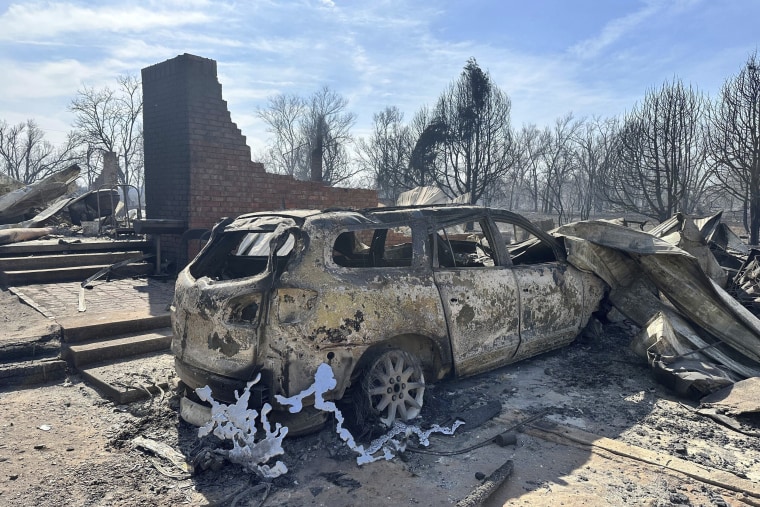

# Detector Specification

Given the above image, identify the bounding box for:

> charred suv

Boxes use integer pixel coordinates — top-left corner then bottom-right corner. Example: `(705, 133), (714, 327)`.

(172, 206), (606, 432)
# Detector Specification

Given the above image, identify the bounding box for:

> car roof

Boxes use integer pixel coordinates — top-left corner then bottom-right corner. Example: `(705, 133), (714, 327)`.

(225, 204), (564, 260)
(234, 205), (541, 229)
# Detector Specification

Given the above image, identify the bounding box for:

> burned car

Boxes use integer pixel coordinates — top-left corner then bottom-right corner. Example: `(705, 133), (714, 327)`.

(172, 206), (606, 432)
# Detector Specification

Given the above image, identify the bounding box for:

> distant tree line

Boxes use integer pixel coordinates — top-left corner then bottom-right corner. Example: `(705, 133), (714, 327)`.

(260, 51), (760, 239)
(0, 74), (143, 193)
(3, 51), (760, 241)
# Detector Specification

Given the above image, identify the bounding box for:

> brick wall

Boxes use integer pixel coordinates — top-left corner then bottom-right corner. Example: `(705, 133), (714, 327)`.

(141, 54), (377, 267)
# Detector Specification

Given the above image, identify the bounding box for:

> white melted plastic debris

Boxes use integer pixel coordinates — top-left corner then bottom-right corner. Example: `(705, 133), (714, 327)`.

(276, 363), (465, 465)
(197, 363), (464, 474)
(359, 419), (465, 464)
(196, 374), (288, 478)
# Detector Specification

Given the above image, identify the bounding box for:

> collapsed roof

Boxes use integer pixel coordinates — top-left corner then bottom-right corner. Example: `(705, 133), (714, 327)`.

(555, 212), (760, 398)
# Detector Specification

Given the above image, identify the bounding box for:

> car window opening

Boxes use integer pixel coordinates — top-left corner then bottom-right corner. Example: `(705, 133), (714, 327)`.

(333, 229), (413, 268)
(495, 222), (557, 265)
(433, 220), (496, 268)
(190, 230), (296, 280)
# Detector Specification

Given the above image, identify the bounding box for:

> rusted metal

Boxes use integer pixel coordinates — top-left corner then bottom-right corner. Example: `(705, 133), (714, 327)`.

(172, 206), (606, 430)
(0, 164), (80, 223)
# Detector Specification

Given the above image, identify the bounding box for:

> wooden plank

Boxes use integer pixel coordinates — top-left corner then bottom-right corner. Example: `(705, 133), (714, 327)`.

(523, 421), (760, 499)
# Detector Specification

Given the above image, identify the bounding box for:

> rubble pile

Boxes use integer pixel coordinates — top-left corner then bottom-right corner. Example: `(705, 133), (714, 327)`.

(0, 164), (141, 242)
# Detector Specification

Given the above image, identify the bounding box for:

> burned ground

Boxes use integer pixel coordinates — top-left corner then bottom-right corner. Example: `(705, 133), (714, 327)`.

(2, 300), (759, 506)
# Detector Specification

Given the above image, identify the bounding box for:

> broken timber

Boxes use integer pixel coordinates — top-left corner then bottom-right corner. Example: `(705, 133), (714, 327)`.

(524, 421), (760, 501)
(0, 227), (55, 245)
(455, 459), (514, 507)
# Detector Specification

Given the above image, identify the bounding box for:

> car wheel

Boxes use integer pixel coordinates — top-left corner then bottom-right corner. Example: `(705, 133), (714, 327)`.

(363, 349), (426, 427)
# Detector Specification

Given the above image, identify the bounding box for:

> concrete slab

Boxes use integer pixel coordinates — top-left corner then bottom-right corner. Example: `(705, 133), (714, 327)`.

(59, 312), (171, 343)
(0, 286), (62, 375)
(0, 358), (67, 386)
(0, 321), (61, 361)
(79, 351), (175, 404)
(0, 250), (145, 270)
(1, 277), (176, 390)
(0, 237), (151, 255)
(64, 328), (172, 367)
(2, 262), (154, 285)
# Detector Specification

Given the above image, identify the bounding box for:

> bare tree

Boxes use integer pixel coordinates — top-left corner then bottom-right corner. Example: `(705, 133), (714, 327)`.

(69, 74), (143, 189)
(0, 119), (79, 183)
(406, 106), (446, 189)
(504, 116), (618, 220)
(494, 126), (529, 210)
(355, 106), (412, 202)
(539, 113), (583, 223)
(573, 116), (619, 220)
(604, 79), (709, 222)
(432, 58), (515, 205)
(256, 94), (307, 177)
(514, 124), (551, 212)
(707, 51), (760, 243)
(302, 86), (357, 185)
(257, 86), (357, 186)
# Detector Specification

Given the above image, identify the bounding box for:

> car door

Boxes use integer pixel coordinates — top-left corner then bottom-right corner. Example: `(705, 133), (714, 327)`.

(314, 224), (451, 358)
(431, 216), (521, 377)
(491, 217), (585, 361)
(511, 263), (585, 359)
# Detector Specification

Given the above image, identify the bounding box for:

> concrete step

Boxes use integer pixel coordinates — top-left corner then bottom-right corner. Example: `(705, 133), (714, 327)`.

(79, 351), (175, 404)
(63, 327), (173, 368)
(0, 238), (151, 256)
(1, 261), (154, 285)
(0, 357), (67, 386)
(0, 250), (145, 271)
(59, 311), (171, 343)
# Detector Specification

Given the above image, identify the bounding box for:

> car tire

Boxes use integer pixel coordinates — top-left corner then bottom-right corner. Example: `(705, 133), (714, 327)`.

(361, 348), (426, 427)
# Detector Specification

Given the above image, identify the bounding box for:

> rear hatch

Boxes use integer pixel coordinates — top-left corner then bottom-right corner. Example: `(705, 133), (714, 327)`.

(171, 215), (302, 392)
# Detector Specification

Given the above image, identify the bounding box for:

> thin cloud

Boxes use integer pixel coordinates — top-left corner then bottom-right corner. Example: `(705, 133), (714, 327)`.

(0, 2), (212, 40)
(569, 0), (666, 59)
(107, 39), (175, 64)
(0, 58), (98, 99)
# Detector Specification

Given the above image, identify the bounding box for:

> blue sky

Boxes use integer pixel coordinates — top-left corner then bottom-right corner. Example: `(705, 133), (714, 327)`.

(0, 0), (758, 157)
